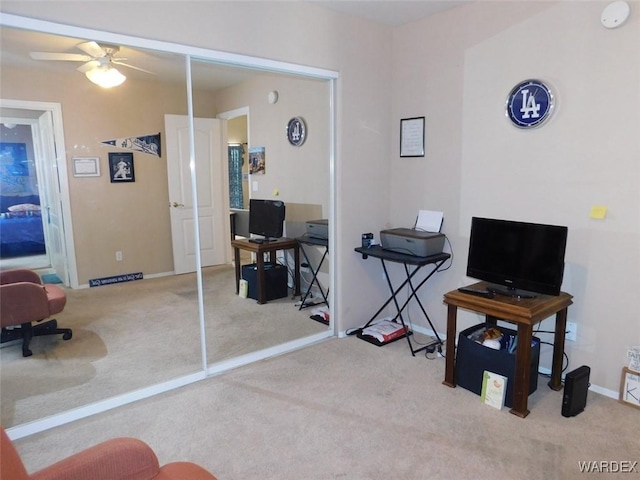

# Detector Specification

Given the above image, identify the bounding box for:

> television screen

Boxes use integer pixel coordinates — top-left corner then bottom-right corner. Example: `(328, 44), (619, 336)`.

(466, 217), (568, 297)
(249, 199), (286, 240)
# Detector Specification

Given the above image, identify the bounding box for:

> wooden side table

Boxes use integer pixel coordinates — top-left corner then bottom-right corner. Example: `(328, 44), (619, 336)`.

(231, 237), (301, 304)
(443, 282), (573, 418)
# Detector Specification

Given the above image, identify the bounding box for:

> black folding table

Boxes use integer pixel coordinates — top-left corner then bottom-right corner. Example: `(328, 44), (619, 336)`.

(354, 246), (450, 356)
(296, 235), (329, 310)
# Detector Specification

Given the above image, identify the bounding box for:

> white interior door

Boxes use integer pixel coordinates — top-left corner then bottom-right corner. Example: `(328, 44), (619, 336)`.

(34, 111), (68, 284)
(165, 114), (230, 274)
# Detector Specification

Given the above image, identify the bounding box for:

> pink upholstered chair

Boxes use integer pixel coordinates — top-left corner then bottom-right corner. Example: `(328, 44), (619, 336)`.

(0, 269), (71, 357)
(0, 426), (218, 480)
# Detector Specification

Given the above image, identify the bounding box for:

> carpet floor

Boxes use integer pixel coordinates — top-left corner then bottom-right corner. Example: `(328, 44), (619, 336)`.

(1, 264), (327, 427)
(12, 336), (639, 480)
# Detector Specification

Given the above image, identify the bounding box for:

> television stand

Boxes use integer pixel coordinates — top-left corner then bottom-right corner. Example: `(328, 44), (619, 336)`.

(443, 281), (573, 418)
(232, 237), (300, 304)
(486, 284), (537, 299)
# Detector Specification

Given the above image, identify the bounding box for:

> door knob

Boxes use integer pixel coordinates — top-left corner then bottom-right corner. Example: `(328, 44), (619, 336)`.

(170, 202), (185, 208)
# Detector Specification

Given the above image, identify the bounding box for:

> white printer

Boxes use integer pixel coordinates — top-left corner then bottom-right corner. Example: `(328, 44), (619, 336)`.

(380, 228), (445, 257)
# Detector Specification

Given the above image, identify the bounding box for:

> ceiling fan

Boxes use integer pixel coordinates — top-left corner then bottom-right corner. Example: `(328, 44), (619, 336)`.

(30, 41), (152, 88)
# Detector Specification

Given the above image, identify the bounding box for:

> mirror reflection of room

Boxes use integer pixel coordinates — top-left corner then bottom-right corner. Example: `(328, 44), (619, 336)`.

(0, 28), (204, 428)
(194, 58), (332, 365)
(0, 26), (332, 430)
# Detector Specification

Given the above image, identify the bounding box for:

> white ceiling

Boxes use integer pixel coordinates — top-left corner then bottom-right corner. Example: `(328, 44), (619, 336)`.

(308, 0), (472, 26)
(0, 27), (267, 91)
(0, 2), (470, 93)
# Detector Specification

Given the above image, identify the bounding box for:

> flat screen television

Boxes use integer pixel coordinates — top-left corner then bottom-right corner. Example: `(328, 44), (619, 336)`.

(249, 199), (286, 241)
(466, 217), (568, 297)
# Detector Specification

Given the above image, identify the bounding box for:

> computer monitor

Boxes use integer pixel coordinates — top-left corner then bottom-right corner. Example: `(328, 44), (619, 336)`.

(248, 199), (286, 241)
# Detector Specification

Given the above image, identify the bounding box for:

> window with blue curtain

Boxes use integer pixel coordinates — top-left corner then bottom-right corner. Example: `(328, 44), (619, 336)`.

(228, 144), (244, 209)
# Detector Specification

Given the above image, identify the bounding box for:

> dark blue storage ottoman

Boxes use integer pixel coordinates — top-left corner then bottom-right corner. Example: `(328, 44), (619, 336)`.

(455, 322), (540, 408)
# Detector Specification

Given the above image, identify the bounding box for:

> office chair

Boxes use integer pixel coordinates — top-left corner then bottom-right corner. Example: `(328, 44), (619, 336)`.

(0, 269), (72, 357)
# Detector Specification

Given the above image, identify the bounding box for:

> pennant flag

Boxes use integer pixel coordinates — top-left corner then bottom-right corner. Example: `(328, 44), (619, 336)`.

(102, 133), (161, 157)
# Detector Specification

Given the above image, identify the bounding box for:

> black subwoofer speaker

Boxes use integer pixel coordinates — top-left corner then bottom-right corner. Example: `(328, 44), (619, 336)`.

(562, 365), (590, 417)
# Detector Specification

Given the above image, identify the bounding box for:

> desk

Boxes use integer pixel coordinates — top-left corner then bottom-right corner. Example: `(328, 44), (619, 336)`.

(354, 246), (450, 356)
(296, 235), (329, 310)
(231, 237), (301, 304)
(443, 282), (573, 418)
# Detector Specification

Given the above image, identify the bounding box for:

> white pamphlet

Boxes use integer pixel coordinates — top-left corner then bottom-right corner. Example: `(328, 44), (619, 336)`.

(415, 210), (444, 233)
(481, 371), (507, 410)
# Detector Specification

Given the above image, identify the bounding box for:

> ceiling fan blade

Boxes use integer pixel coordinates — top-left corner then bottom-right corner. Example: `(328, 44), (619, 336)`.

(30, 52), (92, 62)
(112, 61), (155, 75)
(77, 41), (107, 58)
(77, 60), (101, 73)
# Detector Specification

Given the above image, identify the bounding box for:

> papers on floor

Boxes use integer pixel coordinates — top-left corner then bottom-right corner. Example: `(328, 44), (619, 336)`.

(310, 306), (330, 325)
(361, 320), (408, 343)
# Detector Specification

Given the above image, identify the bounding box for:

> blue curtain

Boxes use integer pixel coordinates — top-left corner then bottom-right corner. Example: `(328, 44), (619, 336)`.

(228, 145), (244, 209)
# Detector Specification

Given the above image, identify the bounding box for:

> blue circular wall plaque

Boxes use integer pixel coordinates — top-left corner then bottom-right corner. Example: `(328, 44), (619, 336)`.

(506, 79), (555, 129)
(286, 117), (307, 146)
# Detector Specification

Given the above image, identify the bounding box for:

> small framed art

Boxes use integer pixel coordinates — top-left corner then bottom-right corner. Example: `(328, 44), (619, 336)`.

(619, 367), (640, 410)
(72, 157), (101, 177)
(400, 116), (425, 157)
(108, 152), (135, 183)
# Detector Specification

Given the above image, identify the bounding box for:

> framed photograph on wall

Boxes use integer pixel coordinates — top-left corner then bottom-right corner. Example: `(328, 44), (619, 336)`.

(400, 116), (425, 157)
(108, 152), (135, 183)
(72, 157), (101, 177)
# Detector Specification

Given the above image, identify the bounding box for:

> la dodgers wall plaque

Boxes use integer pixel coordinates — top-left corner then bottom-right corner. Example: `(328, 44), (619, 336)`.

(287, 117), (307, 146)
(506, 79), (555, 129)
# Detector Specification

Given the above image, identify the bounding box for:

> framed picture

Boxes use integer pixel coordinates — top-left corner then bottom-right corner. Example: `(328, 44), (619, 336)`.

(249, 147), (266, 175)
(400, 117), (425, 157)
(619, 367), (640, 410)
(72, 156), (101, 177)
(108, 152), (135, 183)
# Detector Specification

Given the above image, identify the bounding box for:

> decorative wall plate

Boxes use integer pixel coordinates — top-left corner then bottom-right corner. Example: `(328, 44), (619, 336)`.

(286, 117), (306, 146)
(505, 79), (555, 129)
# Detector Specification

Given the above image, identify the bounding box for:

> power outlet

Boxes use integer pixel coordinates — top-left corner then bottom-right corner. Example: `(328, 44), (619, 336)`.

(566, 321), (577, 342)
(115, 251), (123, 262)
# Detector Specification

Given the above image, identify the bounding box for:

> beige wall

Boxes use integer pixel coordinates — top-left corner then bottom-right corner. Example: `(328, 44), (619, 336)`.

(215, 74), (330, 215)
(0, 65), (212, 284)
(390, 1), (640, 392)
(1, 61), (328, 286)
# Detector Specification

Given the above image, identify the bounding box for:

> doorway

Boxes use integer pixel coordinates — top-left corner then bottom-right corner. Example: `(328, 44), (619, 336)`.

(0, 102), (74, 286)
(0, 123), (48, 270)
(219, 108), (249, 208)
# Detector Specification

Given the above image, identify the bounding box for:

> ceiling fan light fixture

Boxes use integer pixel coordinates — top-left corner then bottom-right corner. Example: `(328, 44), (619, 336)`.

(85, 65), (126, 88)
